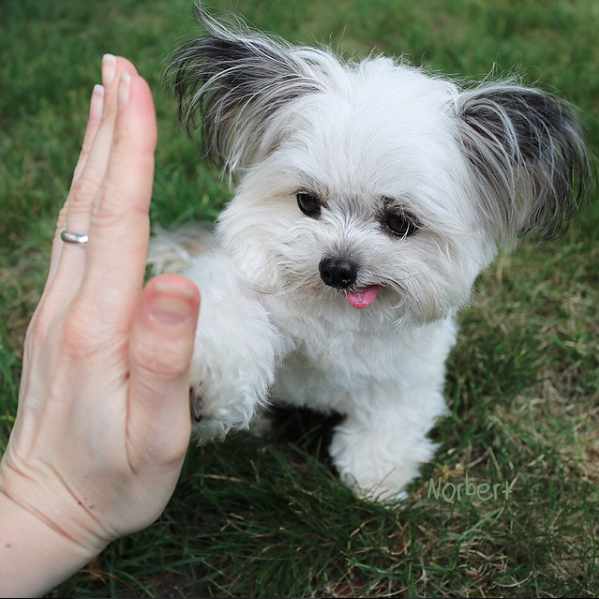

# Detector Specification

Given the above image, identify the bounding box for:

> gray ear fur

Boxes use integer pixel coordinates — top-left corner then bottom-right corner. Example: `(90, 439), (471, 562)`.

(165, 4), (327, 173)
(454, 82), (591, 242)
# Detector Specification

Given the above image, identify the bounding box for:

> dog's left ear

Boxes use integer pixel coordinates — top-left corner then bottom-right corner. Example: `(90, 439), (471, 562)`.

(453, 83), (591, 242)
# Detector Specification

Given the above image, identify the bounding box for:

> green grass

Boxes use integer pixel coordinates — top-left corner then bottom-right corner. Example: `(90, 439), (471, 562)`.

(1, 0), (598, 596)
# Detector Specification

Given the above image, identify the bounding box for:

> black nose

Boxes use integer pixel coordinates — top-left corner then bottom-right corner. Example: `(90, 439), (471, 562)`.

(319, 257), (358, 289)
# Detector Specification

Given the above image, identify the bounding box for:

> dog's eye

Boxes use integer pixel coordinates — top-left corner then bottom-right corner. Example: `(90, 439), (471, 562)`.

(296, 192), (321, 217)
(384, 211), (419, 238)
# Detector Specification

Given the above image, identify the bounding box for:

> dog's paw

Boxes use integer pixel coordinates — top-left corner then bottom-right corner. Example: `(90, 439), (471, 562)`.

(187, 352), (265, 445)
(188, 383), (229, 444)
(335, 467), (410, 504)
(329, 417), (437, 503)
(188, 376), (245, 444)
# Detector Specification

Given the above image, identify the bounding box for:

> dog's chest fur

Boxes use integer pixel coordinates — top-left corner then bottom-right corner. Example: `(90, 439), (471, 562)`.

(265, 291), (457, 415)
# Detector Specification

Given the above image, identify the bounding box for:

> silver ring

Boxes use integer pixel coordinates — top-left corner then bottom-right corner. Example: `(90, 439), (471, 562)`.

(60, 230), (89, 244)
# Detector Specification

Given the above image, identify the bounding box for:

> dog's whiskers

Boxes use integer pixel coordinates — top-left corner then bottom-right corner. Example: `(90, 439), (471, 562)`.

(299, 280), (322, 290)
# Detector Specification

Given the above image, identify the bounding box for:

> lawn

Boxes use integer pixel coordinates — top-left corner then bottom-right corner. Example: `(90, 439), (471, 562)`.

(1, 0), (598, 597)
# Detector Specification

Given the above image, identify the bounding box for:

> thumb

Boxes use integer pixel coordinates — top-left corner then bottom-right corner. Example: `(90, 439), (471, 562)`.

(128, 274), (200, 463)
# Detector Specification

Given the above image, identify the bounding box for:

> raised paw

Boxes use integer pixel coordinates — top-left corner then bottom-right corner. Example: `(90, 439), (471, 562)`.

(188, 381), (231, 444)
(187, 370), (259, 445)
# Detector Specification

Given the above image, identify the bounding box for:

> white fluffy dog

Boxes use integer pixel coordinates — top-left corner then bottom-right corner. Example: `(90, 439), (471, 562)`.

(150, 5), (590, 501)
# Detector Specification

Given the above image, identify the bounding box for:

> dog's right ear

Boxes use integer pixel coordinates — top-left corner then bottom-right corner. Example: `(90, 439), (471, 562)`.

(165, 3), (327, 173)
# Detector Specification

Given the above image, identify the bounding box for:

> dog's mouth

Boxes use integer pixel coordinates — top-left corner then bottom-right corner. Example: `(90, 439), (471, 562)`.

(345, 285), (379, 309)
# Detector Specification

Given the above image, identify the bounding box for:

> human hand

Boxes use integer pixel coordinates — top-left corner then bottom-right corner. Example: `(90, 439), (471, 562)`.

(0, 56), (200, 594)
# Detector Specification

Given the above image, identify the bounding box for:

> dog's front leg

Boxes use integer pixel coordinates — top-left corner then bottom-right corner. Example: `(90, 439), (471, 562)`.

(328, 387), (446, 502)
(183, 253), (285, 444)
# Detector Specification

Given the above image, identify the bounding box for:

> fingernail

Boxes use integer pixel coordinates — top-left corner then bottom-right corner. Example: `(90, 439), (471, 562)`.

(150, 281), (197, 325)
(102, 53), (116, 87)
(89, 84), (104, 121)
(118, 71), (131, 108)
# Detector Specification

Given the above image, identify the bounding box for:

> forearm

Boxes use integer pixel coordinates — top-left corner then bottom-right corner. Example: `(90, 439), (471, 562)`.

(0, 491), (102, 598)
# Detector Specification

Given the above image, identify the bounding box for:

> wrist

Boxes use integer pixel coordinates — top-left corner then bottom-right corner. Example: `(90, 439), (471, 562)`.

(0, 480), (107, 597)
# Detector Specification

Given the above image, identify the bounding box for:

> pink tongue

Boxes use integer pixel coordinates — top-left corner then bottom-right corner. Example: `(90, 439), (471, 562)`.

(345, 285), (379, 309)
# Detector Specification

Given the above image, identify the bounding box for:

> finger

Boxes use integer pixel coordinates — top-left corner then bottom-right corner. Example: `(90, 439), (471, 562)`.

(52, 56), (139, 300)
(71, 84), (106, 186)
(127, 275), (200, 466)
(80, 71), (158, 320)
(45, 83), (105, 288)
(63, 56), (124, 240)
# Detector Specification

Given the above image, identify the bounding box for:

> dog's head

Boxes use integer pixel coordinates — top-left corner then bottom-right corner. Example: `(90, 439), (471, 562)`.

(167, 5), (590, 323)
